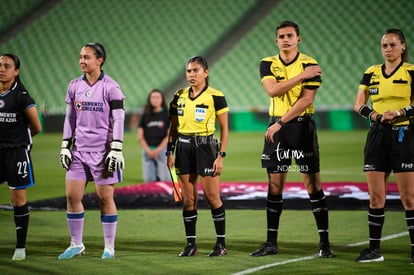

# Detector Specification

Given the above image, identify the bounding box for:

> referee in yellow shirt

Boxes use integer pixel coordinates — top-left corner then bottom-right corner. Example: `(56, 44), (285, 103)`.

(354, 28), (414, 264)
(250, 20), (333, 258)
(167, 56), (229, 257)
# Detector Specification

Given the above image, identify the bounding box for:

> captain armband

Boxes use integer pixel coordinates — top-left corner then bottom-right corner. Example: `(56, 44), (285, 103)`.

(358, 105), (375, 120)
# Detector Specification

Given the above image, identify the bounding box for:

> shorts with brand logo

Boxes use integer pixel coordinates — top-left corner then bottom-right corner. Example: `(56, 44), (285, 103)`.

(66, 151), (122, 185)
(0, 147), (35, 189)
(175, 135), (218, 176)
(364, 123), (414, 172)
(261, 118), (320, 174)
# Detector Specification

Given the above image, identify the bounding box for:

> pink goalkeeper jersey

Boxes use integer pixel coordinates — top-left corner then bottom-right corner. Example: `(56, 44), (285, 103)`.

(63, 71), (125, 152)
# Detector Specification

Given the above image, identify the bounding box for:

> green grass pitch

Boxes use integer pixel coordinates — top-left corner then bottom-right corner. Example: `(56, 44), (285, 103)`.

(1, 130), (411, 274)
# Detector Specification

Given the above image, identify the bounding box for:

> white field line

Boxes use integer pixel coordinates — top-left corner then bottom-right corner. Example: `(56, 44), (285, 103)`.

(231, 231), (409, 275)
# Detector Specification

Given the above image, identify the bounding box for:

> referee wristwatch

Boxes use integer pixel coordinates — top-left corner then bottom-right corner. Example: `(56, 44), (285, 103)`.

(218, 151), (226, 158)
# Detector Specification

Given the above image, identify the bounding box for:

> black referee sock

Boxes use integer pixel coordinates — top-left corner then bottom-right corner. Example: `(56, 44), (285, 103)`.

(14, 204), (29, 249)
(405, 210), (414, 253)
(368, 207), (384, 250)
(309, 189), (330, 246)
(183, 210), (197, 245)
(211, 205), (226, 246)
(266, 194), (283, 245)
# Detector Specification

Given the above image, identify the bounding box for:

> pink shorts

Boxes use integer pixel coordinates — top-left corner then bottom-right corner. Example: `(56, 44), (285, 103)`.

(66, 151), (122, 185)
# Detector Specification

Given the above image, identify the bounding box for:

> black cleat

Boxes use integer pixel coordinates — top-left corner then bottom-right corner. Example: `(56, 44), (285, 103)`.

(355, 248), (384, 262)
(319, 247), (334, 258)
(178, 243), (197, 257)
(208, 243), (227, 257)
(250, 242), (278, 257)
(319, 242), (334, 258)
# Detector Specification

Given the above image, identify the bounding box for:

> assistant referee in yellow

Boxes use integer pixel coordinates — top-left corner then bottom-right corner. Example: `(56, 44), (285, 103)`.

(167, 56), (229, 257)
(250, 20), (333, 258)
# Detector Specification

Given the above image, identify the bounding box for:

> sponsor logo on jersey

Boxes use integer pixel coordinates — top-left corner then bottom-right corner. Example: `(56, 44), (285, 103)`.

(369, 87), (379, 95)
(74, 101), (104, 112)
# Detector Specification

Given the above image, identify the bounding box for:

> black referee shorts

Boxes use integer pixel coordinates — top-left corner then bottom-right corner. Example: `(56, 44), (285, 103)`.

(261, 116), (320, 174)
(364, 123), (414, 173)
(0, 147), (35, 189)
(175, 135), (219, 176)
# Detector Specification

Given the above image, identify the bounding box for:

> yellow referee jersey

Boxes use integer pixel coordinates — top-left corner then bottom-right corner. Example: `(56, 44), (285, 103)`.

(169, 86), (229, 136)
(260, 53), (321, 117)
(359, 62), (414, 125)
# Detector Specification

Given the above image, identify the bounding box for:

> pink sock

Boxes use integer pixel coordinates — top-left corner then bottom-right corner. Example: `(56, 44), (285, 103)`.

(101, 214), (117, 249)
(67, 212), (84, 246)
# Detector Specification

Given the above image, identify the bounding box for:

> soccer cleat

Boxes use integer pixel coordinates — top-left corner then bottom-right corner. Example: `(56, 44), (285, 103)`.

(208, 243), (227, 257)
(101, 247), (115, 259)
(250, 242), (278, 257)
(58, 243), (86, 260)
(355, 248), (384, 262)
(319, 242), (334, 258)
(319, 247), (334, 258)
(12, 248), (26, 261)
(178, 243), (197, 257)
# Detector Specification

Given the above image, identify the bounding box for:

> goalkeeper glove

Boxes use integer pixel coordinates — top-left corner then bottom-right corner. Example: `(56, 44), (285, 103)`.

(60, 139), (72, 170)
(105, 141), (125, 172)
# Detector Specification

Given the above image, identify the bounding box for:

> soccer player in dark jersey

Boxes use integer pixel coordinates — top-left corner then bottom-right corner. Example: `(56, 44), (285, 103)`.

(58, 43), (125, 260)
(138, 89), (170, 182)
(0, 53), (42, 260)
(250, 21), (333, 258)
(354, 28), (414, 264)
(167, 56), (229, 257)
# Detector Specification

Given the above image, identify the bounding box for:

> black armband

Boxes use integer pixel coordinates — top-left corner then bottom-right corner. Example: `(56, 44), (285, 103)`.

(358, 105), (374, 120)
(109, 99), (124, 110)
(402, 105), (414, 117)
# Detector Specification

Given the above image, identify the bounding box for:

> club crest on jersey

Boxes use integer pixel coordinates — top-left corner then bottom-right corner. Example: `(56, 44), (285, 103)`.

(194, 107), (206, 122)
(75, 101), (82, 111)
(85, 90), (92, 97)
(0, 99), (4, 108)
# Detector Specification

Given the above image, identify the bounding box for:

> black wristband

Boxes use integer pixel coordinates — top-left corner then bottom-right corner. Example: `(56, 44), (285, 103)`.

(167, 142), (175, 154)
(402, 105), (414, 117)
(276, 119), (285, 127)
(376, 114), (383, 123)
(358, 105), (374, 119)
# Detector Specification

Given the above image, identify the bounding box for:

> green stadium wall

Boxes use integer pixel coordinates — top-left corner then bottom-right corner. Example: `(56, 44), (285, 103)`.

(41, 110), (369, 133)
(229, 110), (369, 132)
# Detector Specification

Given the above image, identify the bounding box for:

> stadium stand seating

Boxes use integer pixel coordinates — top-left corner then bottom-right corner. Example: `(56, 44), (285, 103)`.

(0, 0), (40, 34)
(212, 0), (414, 111)
(1, 0), (257, 114)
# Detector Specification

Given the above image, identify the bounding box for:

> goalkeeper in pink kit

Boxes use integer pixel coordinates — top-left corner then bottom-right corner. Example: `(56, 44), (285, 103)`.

(58, 42), (125, 259)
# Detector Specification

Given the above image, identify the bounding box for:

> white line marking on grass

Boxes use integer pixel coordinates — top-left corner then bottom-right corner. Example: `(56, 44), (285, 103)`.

(346, 231), (408, 247)
(232, 231), (408, 275)
(232, 255), (316, 275)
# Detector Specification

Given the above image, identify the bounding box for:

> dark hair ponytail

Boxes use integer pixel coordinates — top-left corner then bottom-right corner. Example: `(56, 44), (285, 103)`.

(1, 53), (26, 90)
(186, 56), (209, 86)
(384, 28), (408, 62)
(84, 42), (106, 67)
